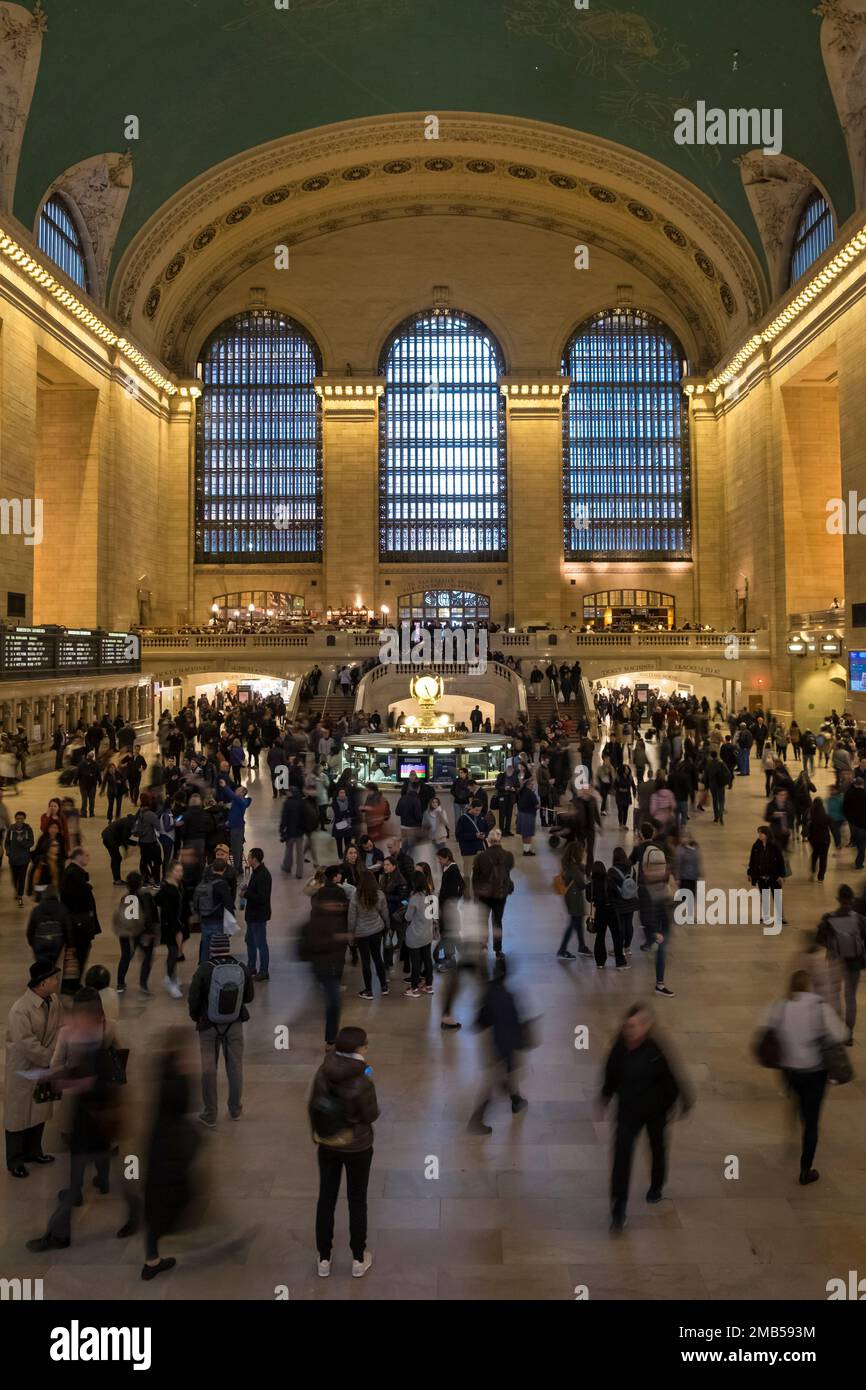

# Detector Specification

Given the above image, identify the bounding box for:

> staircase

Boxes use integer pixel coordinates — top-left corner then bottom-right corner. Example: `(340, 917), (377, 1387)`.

(301, 680), (357, 723)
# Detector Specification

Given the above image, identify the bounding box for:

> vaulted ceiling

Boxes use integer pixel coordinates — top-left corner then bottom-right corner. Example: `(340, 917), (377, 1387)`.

(15, 0), (853, 278)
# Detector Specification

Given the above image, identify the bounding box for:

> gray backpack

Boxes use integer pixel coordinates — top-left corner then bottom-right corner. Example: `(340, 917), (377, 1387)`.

(206, 959), (246, 1028)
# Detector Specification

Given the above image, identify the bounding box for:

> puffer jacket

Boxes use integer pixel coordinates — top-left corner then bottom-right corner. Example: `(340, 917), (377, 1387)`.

(309, 1050), (379, 1151)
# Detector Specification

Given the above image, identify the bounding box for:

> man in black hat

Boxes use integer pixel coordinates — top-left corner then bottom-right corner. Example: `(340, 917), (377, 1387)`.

(4, 963), (62, 1177)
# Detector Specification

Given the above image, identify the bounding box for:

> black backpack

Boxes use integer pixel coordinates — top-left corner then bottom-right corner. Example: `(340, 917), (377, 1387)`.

(301, 798), (319, 834)
(310, 1087), (350, 1141)
(32, 911), (65, 961)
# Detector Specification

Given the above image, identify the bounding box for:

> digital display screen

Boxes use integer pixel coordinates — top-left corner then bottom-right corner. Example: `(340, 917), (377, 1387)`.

(399, 760), (428, 780)
(849, 651), (866, 694)
(0, 628), (141, 679)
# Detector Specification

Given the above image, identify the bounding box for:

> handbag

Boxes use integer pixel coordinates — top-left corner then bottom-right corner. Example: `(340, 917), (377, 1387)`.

(552, 872), (567, 896)
(105, 1045), (129, 1086)
(816, 1002), (853, 1085)
(32, 1079), (62, 1104)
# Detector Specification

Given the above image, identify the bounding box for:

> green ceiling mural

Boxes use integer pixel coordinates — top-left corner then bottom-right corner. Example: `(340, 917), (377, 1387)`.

(15, 0), (852, 273)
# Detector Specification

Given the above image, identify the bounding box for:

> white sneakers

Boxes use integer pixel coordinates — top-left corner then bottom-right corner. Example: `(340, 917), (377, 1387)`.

(317, 1259), (331, 1278)
(352, 1251), (373, 1278)
(163, 976), (183, 1000)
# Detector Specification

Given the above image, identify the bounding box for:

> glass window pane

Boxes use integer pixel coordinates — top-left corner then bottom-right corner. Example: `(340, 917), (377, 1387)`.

(789, 192), (836, 286)
(38, 194), (89, 291)
(562, 310), (691, 560)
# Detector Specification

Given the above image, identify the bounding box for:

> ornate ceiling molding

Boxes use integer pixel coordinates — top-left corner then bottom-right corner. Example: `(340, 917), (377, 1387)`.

(815, 0), (866, 205)
(42, 152), (133, 305)
(737, 152), (826, 298)
(110, 113), (767, 364)
(0, 1), (46, 214)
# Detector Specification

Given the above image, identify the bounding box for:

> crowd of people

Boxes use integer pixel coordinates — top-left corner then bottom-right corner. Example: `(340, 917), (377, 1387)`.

(2, 681), (865, 1276)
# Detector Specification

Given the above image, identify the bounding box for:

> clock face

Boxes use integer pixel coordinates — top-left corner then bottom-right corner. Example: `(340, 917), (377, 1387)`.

(414, 675), (440, 701)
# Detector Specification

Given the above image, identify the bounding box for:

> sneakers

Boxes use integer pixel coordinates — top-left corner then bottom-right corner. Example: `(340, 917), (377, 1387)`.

(799, 1168), (820, 1186)
(646, 1188), (663, 1204)
(441, 1018), (462, 1030)
(141, 1257), (176, 1282)
(511, 1095), (528, 1115)
(358, 990), (373, 1000)
(557, 950), (576, 960)
(578, 947), (592, 957)
(381, 986), (390, 996)
(655, 984), (675, 997)
(163, 977), (183, 1000)
(421, 985), (435, 995)
(352, 1251), (373, 1278)
(609, 1208), (626, 1234)
(403, 987), (420, 998)
(616, 964), (631, 971)
(317, 1258), (331, 1278)
(198, 1114), (217, 1128)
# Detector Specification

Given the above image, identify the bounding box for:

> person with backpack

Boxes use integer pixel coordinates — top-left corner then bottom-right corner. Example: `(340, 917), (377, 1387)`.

(757, 970), (848, 1186)
(156, 802), (176, 877)
(818, 886), (866, 1044)
(587, 860), (628, 970)
(114, 872), (158, 996)
(26, 883), (71, 973)
(192, 857), (233, 963)
(188, 932), (254, 1127)
(132, 801), (162, 884)
(607, 846), (638, 954)
(600, 1003), (693, 1232)
(309, 1024), (378, 1279)
(241, 847), (272, 982)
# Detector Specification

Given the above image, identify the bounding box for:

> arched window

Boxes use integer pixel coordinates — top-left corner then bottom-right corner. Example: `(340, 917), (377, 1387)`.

(789, 191), (836, 286)
(37, 193), (90, 291)
(379, 309), (506, 560)
(562, 309), (690, 560)
(195, 310), (322, 562)
(398, 590), (490, 627)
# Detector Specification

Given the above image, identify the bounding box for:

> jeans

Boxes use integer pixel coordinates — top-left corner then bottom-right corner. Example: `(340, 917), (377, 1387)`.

(117, 934), (154, 990)
(10, 862), (27, 897)
(477, 896), (505, 953)
(80, 786), (96, 816)
(785, 1068), (828, 1174)
(842, 962), (861, 1036)
(810, 846), (829, 880)
(245, 921), (269, 975)
(655, 934), (668, 984)
(107, 791), (124, 820)
(199, 1023), (244, 1122)
(315, 971), (342, 1045)
(315, 1145), (373, 1261)
(611, 1111), (666, 1213)
(852, 825), (866, 870)
(139, 842), (161, 883)
(676, 799), (688, 827)
(333, 831), (351, 858)
(558, 915), (586, 953)
(199, 921), (224, 963)
(107, 846), (123, 882)
(357, 930), (387, 993)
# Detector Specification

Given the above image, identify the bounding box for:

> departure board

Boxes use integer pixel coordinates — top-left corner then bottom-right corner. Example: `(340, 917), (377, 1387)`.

(0, 627), (142, 679)
(2, 628), (55, 675)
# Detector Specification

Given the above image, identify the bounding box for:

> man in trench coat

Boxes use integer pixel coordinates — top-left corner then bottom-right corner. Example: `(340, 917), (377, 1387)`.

(4, 963), (62, 1177)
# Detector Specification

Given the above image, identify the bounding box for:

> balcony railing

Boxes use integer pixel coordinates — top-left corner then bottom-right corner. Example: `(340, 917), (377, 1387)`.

(139, 629), (768, 660)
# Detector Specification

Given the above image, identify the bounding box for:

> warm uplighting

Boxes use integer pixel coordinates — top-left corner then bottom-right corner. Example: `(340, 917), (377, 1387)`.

(706, 222), (866, 394)
(0, 223), (178, 395)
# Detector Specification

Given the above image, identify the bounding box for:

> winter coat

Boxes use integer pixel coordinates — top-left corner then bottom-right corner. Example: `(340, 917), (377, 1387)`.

(309, 1049), (379, 1152)
(4, 987), (63, 1131)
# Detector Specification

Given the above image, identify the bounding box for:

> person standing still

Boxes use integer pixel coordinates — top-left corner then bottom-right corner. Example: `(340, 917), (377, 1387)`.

(242, 848), (272, 982)
(309, 1025), (379, 1279)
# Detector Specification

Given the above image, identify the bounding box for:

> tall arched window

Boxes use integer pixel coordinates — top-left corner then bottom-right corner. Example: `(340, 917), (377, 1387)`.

(789, 191), (836, 286)
(195, 310), (322, 562)
(379, 309), (506, 560)
(562, 309), (690, 560)
(37, 193), (90, 291)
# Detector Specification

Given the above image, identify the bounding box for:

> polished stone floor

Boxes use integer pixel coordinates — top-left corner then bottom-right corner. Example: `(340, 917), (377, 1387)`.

(2, 742), (865, 1302)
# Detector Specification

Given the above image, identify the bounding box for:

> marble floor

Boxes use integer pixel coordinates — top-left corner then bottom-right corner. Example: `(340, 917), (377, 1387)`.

(2, 741), (865, 1302)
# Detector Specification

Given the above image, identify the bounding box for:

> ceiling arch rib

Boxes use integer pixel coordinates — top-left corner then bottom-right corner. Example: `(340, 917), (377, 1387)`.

(110, 113), (768, 372)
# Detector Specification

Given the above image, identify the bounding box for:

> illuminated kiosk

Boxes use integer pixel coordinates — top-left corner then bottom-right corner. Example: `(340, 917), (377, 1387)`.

(342, 673), (509, 785)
